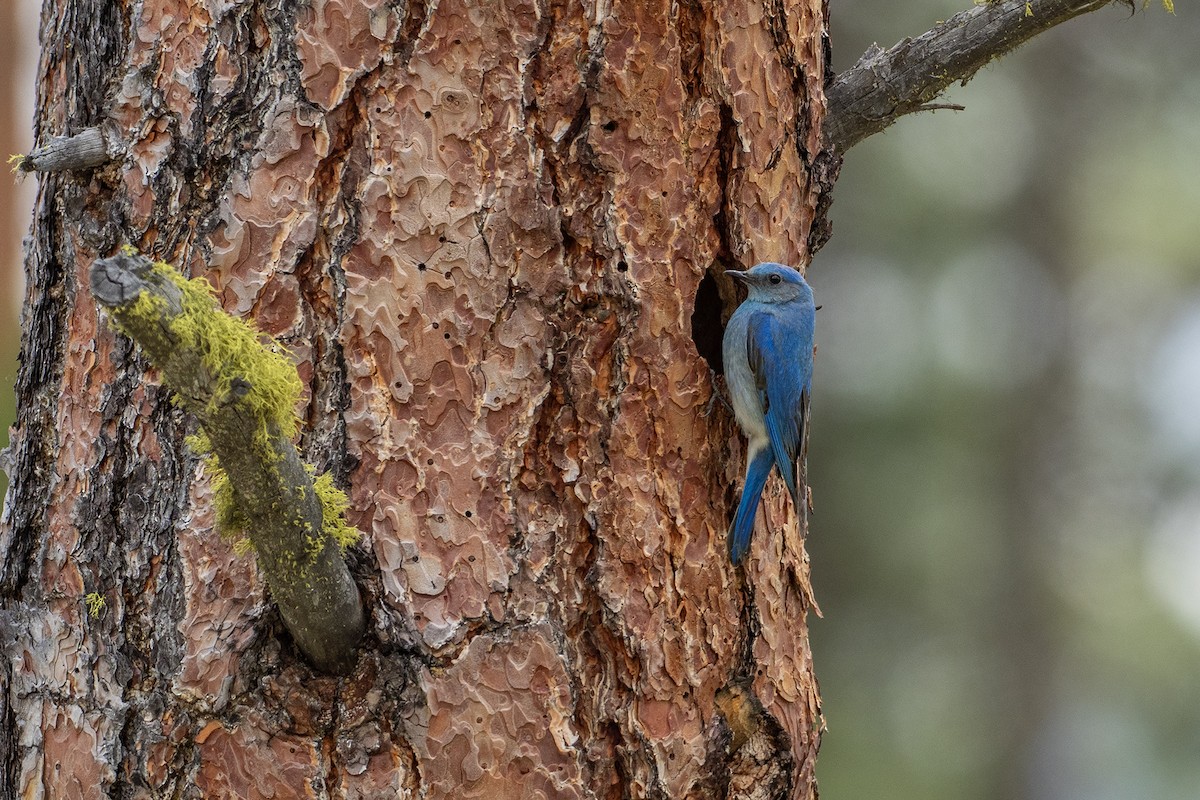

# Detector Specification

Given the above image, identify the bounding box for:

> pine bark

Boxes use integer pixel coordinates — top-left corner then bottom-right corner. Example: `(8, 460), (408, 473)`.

(0, 0), (832, 798)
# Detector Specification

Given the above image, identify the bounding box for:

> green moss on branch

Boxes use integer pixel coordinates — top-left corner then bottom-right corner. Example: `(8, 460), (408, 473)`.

(90, 249), (365, 675)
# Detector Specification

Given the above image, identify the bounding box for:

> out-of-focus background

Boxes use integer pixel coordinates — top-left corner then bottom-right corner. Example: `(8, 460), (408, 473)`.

(2, 3), (1197, 798)
(811, 3), (1200, 799)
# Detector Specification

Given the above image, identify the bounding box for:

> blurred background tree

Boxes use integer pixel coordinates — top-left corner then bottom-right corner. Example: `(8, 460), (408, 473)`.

(812, 3), (1200, 800)
(2, 2), (1197, 799)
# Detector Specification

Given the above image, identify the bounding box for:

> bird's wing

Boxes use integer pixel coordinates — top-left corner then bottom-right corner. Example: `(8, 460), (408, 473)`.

(746, 310), (813, 505)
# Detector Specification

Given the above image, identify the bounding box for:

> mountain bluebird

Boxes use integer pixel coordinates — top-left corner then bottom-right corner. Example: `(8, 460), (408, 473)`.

(722, 263), (815, 564)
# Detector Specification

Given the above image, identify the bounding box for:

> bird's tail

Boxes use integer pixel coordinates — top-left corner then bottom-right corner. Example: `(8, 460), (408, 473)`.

(729, 446), (774, 564)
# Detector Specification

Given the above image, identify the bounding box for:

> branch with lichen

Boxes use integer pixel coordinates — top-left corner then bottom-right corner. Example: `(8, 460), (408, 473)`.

(823, 0), (1171, 153)
(89, 249), (365, 675)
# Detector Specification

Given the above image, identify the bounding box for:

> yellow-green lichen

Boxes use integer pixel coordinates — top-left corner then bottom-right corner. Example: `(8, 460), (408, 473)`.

(8, 153), (30, 174)
(114, 290), (172, 354)
(151, 261), (302, 445)
(84, 592), (106, 618)
(314, 472), (361, 550)
(113, 253), (360, 567)
(186, 434), (255, 548)
(205, 453), (254, 553)
(201, 450), (359, 556)
(108, 254), (300, 450)
(184, 432), (211, 454)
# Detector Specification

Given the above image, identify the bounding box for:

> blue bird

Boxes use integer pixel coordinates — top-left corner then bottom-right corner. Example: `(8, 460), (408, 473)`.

(722, 263), (815, 564)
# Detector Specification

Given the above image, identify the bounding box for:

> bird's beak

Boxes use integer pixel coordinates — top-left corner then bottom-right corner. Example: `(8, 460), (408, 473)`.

(728, 271), (749, 285)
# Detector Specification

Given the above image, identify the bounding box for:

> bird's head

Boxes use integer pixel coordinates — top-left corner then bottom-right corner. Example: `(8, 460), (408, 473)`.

(728, 262), (813, 305)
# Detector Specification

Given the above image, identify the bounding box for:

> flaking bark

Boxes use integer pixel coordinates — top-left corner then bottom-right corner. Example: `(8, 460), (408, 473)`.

(3, 0), (832, 797)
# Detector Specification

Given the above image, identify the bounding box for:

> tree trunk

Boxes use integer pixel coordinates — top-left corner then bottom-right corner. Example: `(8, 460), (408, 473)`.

(1, 0), (832, 797)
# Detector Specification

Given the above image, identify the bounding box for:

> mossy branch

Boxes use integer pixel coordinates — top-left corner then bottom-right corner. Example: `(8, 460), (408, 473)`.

(90, 250), (365, 675)
(823, 0), (1126, 152)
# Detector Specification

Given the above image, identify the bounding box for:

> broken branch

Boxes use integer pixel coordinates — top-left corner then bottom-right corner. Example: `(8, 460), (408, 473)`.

(824, 0), (1119, 152)
(90, 250), (365, 675)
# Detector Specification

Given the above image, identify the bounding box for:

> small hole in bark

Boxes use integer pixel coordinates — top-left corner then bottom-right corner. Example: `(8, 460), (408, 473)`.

(616, 261), (628, 273)
(454, 38), (461, 45)
(443, 332), (450, 340)
(439, 235), (446, 243)
(436, 515), (445, 523)
(417, 262), (426, 271)
(394, 381), (403, 388)
(468, 555), (476, 562)
(669, 753), (675, 761)
(424, 111), (431, 118)
(412, 556), (419, 563)
(432, 321), (439, 329)
(602, 120), (618, 132)
(465, 510), (472, 518)
(426, 458), (434, 465)
(691, 267), (726, 374)
(444, 271), (452, 279)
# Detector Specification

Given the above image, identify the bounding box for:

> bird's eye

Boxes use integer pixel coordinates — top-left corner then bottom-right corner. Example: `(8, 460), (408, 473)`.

(769, 274), (781, 284)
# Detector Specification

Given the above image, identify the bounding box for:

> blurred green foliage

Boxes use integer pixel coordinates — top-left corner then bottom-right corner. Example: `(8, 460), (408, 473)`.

(810, 3), (1200, 799)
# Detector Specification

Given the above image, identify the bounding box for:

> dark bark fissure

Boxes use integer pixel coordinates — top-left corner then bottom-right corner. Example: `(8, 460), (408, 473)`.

(534, 28), (660, 783)
(293, 87), (368, 461)
(697, 580), (797, 799)
(683, 0), (737, 374)
(523, 373), (622, 796)
(164, 5), (278, 261)
(2, 1), (131, 793)
(58, 0), (128, 130)
(688, 102), (741, 381)
(0, 196), (63, 597)
(675, 0), (706, 106)
(394, 0), (432, 64)
(552, 305), (646, 798)
(88, 394), (177, 791)
(0, 684), (14, 800)
(764, 0), (810, 170)
(712, 101), (740, 274)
